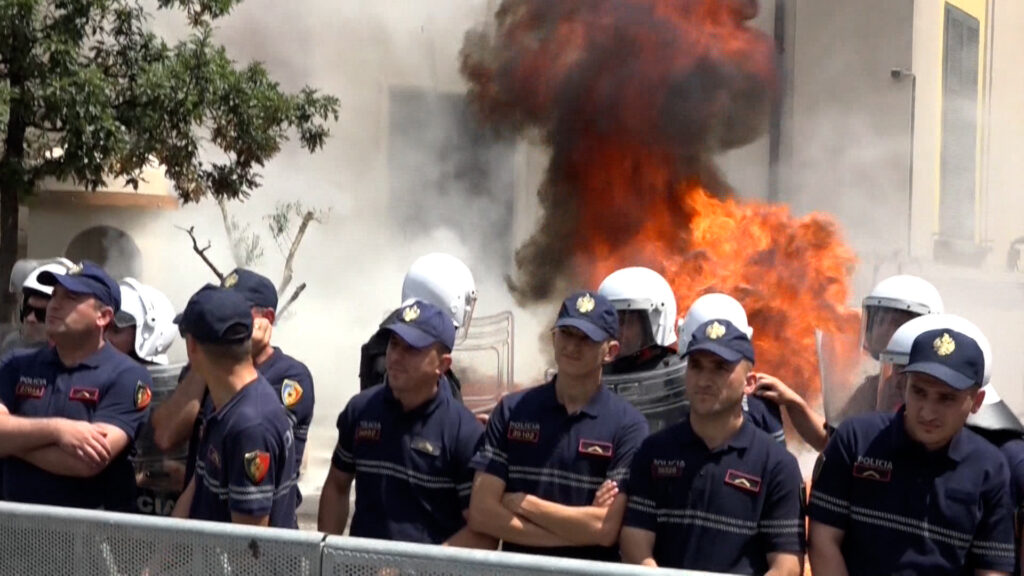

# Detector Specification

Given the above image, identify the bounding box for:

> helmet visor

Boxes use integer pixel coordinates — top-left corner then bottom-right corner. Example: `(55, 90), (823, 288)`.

(861, 305), (919, 359)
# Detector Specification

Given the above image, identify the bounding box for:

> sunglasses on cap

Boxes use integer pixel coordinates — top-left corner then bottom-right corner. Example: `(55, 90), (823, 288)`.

(19, 304), (46, 323)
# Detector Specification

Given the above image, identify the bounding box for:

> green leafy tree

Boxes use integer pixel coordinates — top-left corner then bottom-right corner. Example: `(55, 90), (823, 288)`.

(0, 0), (339, 314)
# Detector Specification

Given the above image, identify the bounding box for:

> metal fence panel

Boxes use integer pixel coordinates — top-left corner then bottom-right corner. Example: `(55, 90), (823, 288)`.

(0, 502), (323, 576)
(322, 536), (725, 576)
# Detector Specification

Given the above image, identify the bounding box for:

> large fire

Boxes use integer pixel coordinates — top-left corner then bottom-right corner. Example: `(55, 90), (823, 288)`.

(462, 0), (860, 398)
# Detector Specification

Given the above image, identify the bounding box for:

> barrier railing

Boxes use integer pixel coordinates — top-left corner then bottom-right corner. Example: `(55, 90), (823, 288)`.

(0, 501), (733, 576)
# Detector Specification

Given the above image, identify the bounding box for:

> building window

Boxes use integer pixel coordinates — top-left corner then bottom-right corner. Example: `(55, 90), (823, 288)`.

(65, 226), (142, 280)
(387, 87), (515, 269)
(938, 3), (980, 245)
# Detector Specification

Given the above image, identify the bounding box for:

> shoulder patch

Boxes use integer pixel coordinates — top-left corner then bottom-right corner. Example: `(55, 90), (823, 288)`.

(244, 450), (271, 484)
(280, 378), (303, 408)
(134, 381), (152, 411)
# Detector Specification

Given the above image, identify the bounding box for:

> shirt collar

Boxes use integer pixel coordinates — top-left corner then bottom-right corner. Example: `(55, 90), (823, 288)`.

(545, 377), (610, 418)
(383, 375), (448, 419)
(680, 415), (756, 452)
(43, 342), (112, 369)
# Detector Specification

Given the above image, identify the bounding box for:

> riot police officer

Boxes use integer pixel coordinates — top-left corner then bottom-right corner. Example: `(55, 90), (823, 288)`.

(0, 258), (74, 355)
(598, 267), (686, 432)
(106, 278), (177, 365)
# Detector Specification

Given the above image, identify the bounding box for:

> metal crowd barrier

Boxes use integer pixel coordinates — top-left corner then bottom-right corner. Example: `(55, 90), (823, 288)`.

(0, 501), (734, 576)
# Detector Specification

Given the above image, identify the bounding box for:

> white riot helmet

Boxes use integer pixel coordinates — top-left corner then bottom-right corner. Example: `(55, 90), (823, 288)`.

(401, 253), (477, 343)
(116, 278), (177, 365)
(21, 258), (75, 297)
(861, 275), (943, 360)
(877, 313), (990, 412)
(678, 293), (753, 351)
(598, 267), (677, 349)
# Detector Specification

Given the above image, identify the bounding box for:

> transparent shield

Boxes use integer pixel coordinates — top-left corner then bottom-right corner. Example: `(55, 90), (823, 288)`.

(452, 311), (513, 416)
(603, 358), (688, 434)
(817, 329), (881, 426)
(454, 295), (478, 346)
(132, 363), (189, 515)
(876, 361), (907, 413)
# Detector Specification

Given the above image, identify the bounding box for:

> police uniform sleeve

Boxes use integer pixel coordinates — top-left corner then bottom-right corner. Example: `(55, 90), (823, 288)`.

(281, 365), (315, 454)
(0, 351), (21, 408)
(453, 412), (485, 510)
(968, 455), (1017, 572)
(807, 423), (855, 530)
(758, 450), (806, 555)
(469, 396), (511, 481)
(93, 364), (153, 439)
(621, 438), (658, 532)
(331, 401), (357, 474)
(609, 409), (650, 488)
(225, 424), (283, 518)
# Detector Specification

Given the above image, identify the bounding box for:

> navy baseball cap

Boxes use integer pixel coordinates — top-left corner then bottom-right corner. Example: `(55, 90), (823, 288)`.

(381, 300), (456, 351)
(684, 319), (756, 364)
(38, 261), (121, 310)
(175, 285), (253, 344)
(222, 268), (278, 311)
(902, 328), (984, 391)
(554, 291), (620, 342)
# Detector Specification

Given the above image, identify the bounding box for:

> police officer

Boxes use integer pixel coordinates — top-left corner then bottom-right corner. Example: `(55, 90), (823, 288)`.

(0, 261), (153, 511)
(0, 258), (74, 355)
(359, 253), (477, 401)
(808, 327), (1016, 575)
(467, 291), (649, 561)
(598, 267), (687, 432)
(172, 285), (297, 527)
(318, 300), (493, 547)
(106, 278), (177, 365)
(620, 318), (804, 575)
(153, 268), (315, 496)
(679, 293), (792, 445)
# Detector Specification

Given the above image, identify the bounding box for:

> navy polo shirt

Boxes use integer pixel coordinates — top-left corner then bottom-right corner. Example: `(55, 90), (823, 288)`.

(623, 417), (804, 574)
(997, 438), (1024, 509)
(744, 394), (786, 445)
(190, 376), (297, 528)
(470, 379), (649, 561)
(809, 409), (1016, 575)
(331, 377), (483, 544)
(0, 344), (152, 509)
(256, 347), (315, 471)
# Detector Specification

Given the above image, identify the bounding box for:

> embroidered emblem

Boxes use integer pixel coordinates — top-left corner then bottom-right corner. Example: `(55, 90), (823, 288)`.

(280, 379), (303, 408)
(68, 262), (84, 275)
(411, 437), (440, 456)
(576, 293), (596, 314)
(507, 421), (540, 443)
(402, 304), (420, 322)
(244, 451), (270, 484)
(578, 439), (613, 458)
(934, 332), (956, 356)
(222, 272), (239, 288)
(706, 321), (726, 340)
(853, 456), (893, 482)
(134, 381), (152, 410)
(69, 387), (100, 403)
(15, 380), (46, 399)
(724, 469), (762, 494)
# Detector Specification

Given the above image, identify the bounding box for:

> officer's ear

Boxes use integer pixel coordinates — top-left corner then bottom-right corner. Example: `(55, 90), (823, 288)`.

(743, 367), (758, 395)
(602, 339), (621, 364)
(437, 349), (453, 376)
(969, 386), (985, 414)
(95, 303), (114, 329)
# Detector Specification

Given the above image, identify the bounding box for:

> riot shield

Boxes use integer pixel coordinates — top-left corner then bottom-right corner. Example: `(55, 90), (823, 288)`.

(603, 357), (688, 434)
(816, 329), (880, 426)
(132, 362), (189, 516)
(452, 311), (514, 417)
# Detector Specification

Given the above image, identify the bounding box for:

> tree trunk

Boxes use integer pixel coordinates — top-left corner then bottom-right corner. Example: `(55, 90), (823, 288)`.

(0, 24), (31, 322)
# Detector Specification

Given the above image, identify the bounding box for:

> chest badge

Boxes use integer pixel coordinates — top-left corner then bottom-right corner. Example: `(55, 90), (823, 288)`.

(853, 456), (893, 482)
(244, 451), (271, 484)
(281, 379), (303, 408)
(134, 381), (152, 411)
(507, 421), (540, 443)
(724, 469), (762, 494)
(411, 437), (440, 456)
(578, 439), (613, 458)
(69, 387), (100, 403)
(15, 380), (46, 399)
(651, 459), (685, 478)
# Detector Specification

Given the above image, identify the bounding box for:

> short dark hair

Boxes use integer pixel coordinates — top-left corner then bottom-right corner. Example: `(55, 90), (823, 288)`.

(198, 339), (252, 364)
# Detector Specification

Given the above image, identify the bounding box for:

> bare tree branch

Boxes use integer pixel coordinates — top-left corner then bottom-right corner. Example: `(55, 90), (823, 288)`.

(176, 225), (225, 281)
(278, 209), (315, 296)
(275, 281), (306, 321)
